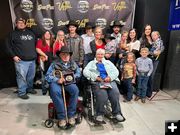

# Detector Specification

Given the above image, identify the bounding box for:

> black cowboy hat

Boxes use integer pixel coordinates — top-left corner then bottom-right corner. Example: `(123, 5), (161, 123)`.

(56, 46), (73, 56)
(110, 20), (125, 28)
(85, 22), (95, 29)
(66, 20), (79, 28)
(104, 33), (116, 40)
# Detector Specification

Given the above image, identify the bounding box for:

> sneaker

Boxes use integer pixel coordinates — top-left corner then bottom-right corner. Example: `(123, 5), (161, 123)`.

(18, 94), (29, 100)
(141, 98), (146, 103)
(96, 115), (104, 122)
(134, 96), (140, 101)
(115, 114), (125, 122)
(68, 117), (75, 126)
(27, 89), (37, 94)
(58, 119), (67, 128)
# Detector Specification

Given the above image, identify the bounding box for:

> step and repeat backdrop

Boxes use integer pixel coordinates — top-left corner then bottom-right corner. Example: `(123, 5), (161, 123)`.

(9, 0), (136, 35)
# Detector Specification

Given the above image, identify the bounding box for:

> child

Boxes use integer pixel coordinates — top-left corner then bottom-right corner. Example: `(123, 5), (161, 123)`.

(121, 52), (136, 102)
(116, 31), (129, 71)
(150, 31), (164, 61)
(135, 48), (153, 103)
(104, 34), (117, 64)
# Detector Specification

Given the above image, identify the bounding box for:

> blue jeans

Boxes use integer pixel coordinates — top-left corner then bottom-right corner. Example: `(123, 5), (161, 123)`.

(14, 60), (36, 96)
(123, 78), (133, 101)
(93, 81), (122, 116)
(83, 53), (94, 68)
(137, 75), (149, 98)
(49, 82), (79, 120)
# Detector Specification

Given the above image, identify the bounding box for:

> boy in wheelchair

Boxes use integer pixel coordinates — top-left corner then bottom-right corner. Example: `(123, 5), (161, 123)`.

(45, 46), (81, 129)
(83, 49), (125, 124)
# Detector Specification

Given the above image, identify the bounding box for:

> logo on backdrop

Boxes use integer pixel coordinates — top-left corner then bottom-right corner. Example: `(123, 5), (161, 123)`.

(42, 18), (54, 30)
(20, 0), (33, 13)
(26, 18), (37, 28)
(175, 0), (180, 9)
(77, 0), (89, 13)
(37, 4), (54, 10)
(96, 18), (107, 29)
(112, 1), (127, 11)
(56, 1), (72, 11)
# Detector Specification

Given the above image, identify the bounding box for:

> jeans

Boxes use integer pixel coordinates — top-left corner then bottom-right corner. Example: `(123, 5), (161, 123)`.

(123, 78), (133, 101)
(137, 75), (149, 98)
(49, 82), (79, 120)
(93, 81), (122, 116)
(14, 60), (36, 96)
(83, 53), (94, 68)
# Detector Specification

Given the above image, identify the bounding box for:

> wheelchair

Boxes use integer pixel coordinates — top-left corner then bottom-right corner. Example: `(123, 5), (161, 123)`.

(83, 80), (125, 126)
(44, 91), (84, 128)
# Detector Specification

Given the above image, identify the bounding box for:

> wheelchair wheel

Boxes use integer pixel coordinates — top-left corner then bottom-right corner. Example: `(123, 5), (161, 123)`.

(45, 119), (54, 128)
(75, 113), (83, 124)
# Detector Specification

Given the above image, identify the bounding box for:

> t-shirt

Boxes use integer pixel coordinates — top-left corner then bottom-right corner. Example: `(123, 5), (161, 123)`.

(36, 39), (52, 53)
(96, 43), (105, 50)
(96, 63), (107, 80)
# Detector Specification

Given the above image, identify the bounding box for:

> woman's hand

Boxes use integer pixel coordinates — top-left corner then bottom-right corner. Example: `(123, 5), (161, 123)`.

(96, 76), (103, 82)
(104, 76), (111, 82)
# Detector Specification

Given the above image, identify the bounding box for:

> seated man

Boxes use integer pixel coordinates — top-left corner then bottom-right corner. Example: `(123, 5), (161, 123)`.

(45, 46), (81, 128)
(83, 48), (125, 123)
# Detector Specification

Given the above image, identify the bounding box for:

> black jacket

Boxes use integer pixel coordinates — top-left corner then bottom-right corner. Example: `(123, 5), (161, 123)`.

(6, 28), (37, 61)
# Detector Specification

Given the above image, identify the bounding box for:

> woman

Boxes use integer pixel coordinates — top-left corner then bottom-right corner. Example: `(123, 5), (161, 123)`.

(139, 24), (153, 98)
(140, 24), (153, 50)
(53, 30), (66, 56)
(83, 49), (125, 123)
(90, 27), (105, 57)
(36, 30), (54, 72)
(127, 28), (140, 58)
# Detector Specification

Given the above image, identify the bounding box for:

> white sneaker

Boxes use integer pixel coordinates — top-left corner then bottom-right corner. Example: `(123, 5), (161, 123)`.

(115, 114), (125, 122)
(96, 115), (104, 122)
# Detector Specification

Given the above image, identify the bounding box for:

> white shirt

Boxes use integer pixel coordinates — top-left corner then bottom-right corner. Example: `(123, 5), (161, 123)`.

(127, 40), (140, 52)
(81, 34), (94, 54)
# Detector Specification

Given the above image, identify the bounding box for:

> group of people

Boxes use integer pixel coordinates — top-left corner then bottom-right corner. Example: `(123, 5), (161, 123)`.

(6, 17), (164, 128)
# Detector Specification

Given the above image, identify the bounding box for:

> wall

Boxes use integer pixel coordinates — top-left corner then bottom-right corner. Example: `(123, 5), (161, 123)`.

(134, 0), (170, 90)
(0, 1), (16, 88)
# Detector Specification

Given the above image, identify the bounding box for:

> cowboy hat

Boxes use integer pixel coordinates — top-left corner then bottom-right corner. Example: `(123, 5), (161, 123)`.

(110, 20), (125, 28)
(56, 46), (73, 56)
(104, 33), (116, 40)
(66, 20), (79, 28)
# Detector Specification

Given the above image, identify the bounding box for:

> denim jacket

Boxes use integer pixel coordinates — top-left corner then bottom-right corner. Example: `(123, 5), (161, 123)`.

(83, 58), (120, 82)
(45, 59), (81, 83)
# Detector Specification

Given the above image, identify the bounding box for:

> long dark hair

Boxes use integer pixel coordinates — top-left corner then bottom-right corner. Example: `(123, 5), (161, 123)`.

(127, 28), (138, 43)
(41, 30), (54, 48)
(140, 24), (153, 48)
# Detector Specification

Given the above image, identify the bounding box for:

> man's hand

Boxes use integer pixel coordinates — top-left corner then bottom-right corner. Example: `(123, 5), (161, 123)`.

(96, 76), (103, 82)
(104, 76), (111, 82)
(13, 56), (21, 62)
(57, 77), (65, 84)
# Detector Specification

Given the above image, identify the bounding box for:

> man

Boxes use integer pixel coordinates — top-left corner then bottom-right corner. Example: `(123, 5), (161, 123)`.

(6, 18), (37, 99)
(45, 46), (81, 128)
(110, 20), (124, 45)
(81, 22), (95, 67)
(66, 20), (84, 66)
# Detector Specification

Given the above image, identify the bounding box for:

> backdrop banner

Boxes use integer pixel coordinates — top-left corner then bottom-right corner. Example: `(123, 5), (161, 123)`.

(169, 0), (180, 30)
(9, 0), (136, 36)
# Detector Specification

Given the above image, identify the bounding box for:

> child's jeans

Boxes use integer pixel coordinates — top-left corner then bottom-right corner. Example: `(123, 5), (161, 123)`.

(137, 75), (149, 98)
(123, 78), (133, 101)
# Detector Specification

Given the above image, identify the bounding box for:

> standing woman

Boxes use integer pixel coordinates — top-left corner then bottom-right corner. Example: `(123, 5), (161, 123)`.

(90, 26), (105, 57)
(127, 28), (140, 58)
(53, 30), (66, 56)
(139, 24), (153, 98)
(140, 24), (153, 50)
(36, 30), (54, 72)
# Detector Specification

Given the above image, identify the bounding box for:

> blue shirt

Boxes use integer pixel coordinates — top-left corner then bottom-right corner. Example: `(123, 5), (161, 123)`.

(96, 63), (108, 80)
